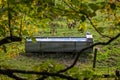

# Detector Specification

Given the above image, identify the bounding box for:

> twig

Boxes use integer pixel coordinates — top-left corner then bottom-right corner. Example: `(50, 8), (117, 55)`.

(62, 0), (111, 38)
(0, 69), (26, 80)
(19, 19), (22, 38)
(7, 0), (13, 38)
(62, 0), (76, 11)
(0, 33), (120, 79)
(0, 69), (78, 80)
(57, 33), (120, 73)
(85, 15), (111, 38)
(0, 36), (22, 46)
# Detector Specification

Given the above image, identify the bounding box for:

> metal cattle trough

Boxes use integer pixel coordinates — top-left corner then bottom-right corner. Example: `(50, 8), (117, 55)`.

(25, 33), (93, 53)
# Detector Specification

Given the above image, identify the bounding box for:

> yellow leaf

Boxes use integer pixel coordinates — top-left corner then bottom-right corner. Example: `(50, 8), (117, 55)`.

(92, 20), (98, 26)
(22, 26), (26, 31)
(28, 25), (31, 29)
(68, 19), (74, 23)
(106, 17), (111, 21)
(83, 0), (88, 2)
(26, 16), (30, 20)
(109, 26), (114, 35)
(109, 0), (114, 3)
(34, 28), (38, 33)
(33, 0), (37, 5)
(0, 0), (2, 5)
(0, 47), (3, 51)
(116, 17), (120, 22)
(78, 22), (87, 32)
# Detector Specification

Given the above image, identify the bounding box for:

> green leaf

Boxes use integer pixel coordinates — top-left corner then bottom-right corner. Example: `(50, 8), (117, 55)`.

(97, 27), (104, 33)
(89, 12), (96, 17)
(31, 37), (36, 43)
(81, 15), (86, 22)
(0, 25), (5, 36)
(82, 69), (94, 79)
(99, 2), (106, 9)
(71, 0), (80, 6)
(22, 30), (28, 35)
(89, 3), (100, 12)
(78, 22), (87, 33)
(115, 22), (120, 26)
(110, 3), (116, 10)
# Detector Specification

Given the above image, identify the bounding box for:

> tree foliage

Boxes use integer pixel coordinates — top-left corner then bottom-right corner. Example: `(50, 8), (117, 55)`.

(0, 0), (120, 39)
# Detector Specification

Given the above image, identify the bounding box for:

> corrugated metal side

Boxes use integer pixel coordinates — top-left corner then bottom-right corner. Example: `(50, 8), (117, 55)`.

(25, 42), (40, 53)
(25, 42), (93, 53)
(75, 42), (88, 52)
(39, 42), (75, 52)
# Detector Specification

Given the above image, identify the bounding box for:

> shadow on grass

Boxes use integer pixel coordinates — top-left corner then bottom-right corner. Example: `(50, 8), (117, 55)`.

(20, 52), (93, 66)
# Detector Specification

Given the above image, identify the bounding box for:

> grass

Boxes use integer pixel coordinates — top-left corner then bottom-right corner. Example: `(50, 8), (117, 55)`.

(0, 19), (120, 79)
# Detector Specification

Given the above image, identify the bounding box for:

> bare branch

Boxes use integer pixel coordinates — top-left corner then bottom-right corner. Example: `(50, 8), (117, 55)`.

(0, 69), (26, 80)
(57, 33), (120, 73)
(85, 15), (112, 38)
(62, 0), (111, 38)
(19, 19), (22, 38)
(6, 73), (26, 80)
(0, 36), (22, 46)
(1, 33), (119, 79)
(7, 0), (13, 38)
(62, 0), (76, 11)
(0, 69), (78, 80)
